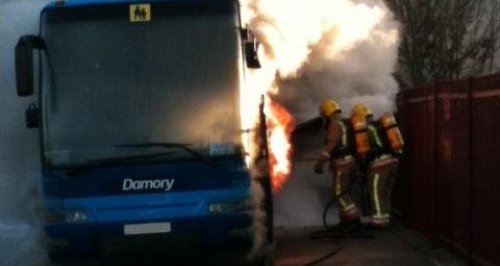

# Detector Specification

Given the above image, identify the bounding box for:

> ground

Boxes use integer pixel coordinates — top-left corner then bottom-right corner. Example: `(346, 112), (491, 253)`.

(53, 223), (466, 266)
(273, 225), (466, 266)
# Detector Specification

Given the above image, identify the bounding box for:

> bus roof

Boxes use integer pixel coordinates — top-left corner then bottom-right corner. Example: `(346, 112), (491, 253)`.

(43, 0), (236, 10)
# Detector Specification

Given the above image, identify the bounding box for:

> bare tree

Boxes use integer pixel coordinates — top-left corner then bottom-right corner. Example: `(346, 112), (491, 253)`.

(385, 0), (500, 88)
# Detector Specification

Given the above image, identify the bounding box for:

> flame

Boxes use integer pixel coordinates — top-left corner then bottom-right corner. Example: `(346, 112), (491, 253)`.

(239, 0), (392, 191)
(239, 63), (295, 192)
(266, 99), (295, 191)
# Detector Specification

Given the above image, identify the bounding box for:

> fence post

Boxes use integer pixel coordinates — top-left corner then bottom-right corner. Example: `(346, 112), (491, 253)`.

(466, 78), (474, 265)
(431, 81), (439, 238)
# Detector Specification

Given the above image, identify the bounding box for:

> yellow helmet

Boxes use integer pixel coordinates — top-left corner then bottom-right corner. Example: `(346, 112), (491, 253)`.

(351, 103), (373, 118)
(319, 100), (341, 118)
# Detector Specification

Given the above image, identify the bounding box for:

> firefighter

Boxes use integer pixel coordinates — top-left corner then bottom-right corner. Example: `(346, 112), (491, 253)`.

(314, 100), (361, 230)
(351, 103), (399, 228)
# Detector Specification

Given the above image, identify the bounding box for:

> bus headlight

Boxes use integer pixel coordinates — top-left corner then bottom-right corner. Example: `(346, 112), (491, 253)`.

(45, 209), (90, 223)
(209, 200), (252, 214)
(65, 210), (89, 223)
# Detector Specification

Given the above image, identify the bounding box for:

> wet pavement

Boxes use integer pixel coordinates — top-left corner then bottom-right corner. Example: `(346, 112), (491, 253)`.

(47, 223), (467, 266)
(273, 224), (467, 266)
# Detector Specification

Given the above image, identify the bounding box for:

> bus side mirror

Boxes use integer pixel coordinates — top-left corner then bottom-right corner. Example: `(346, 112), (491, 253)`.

(242, 27), (261, 69)
(16, 35), (46, 97)
(25, 103), (39, 129)
(245, 41), (261, 69)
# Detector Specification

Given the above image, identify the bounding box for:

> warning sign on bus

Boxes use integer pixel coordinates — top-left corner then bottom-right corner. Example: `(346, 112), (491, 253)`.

(130, 4), (151, 22)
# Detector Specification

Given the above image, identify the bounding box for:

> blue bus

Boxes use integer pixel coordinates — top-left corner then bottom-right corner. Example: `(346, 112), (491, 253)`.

(15, 0), (271, 263)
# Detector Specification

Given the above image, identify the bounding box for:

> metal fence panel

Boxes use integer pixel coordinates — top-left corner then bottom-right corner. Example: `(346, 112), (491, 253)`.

(394, 93), (408, 216)
(434, 80), (470, 256)
(398, 74), (500, 266)
(470, 75), (500, 266)
(400, 85), (436, 234)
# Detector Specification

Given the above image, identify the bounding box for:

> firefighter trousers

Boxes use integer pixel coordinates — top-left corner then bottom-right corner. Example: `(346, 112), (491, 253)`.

(330, 156), (359, 222)
(367, 156), (399, 225)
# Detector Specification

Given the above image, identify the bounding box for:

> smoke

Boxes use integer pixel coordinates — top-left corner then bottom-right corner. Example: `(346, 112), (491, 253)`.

(278, 21), (399, 121)
(242, 0), (399, 122)
(241, 0), (399, 228)
(0, 0), (49, 265)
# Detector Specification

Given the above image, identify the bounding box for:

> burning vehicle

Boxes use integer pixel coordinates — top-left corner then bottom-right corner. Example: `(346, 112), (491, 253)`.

(11, 0), (402, 263)
(14, 0), (286, 263)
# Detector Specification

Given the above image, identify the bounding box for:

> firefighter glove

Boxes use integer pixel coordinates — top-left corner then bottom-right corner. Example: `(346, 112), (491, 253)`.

(314, 161), (324, 174)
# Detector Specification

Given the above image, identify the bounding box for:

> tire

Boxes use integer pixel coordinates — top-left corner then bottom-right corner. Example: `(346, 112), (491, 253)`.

(248, 243), (274, 266)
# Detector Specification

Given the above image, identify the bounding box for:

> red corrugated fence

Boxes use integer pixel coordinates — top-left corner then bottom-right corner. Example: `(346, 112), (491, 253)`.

(396, 74), (500, 266)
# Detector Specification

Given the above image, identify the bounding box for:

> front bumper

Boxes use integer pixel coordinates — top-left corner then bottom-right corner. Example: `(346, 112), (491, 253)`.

(45, 213), (253, 253)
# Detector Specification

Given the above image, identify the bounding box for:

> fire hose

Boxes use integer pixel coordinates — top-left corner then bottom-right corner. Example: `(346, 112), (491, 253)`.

(304, 171), (366, 238)
(321, 172), (366, 230)
(299, 172), (373, 266)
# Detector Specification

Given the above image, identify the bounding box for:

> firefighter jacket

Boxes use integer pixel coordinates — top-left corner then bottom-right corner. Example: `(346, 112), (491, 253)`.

(318, 117), (350, 163)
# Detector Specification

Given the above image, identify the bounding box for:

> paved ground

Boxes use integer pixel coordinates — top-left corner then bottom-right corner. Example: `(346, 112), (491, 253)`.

(273, 225), (467, 266)
(52, 224), (466, 266)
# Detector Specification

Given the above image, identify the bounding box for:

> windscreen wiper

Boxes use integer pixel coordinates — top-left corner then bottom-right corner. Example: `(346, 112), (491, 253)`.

(88, 151), (176, 165)
(114, 142), (218, 167)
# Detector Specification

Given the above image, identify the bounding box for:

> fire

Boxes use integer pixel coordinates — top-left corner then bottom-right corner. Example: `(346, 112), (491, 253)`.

(266, 100), (295, 191)
(239, 70), (295, 192)
(238, 66), (294, 192)
(239, 0), (392, 191)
